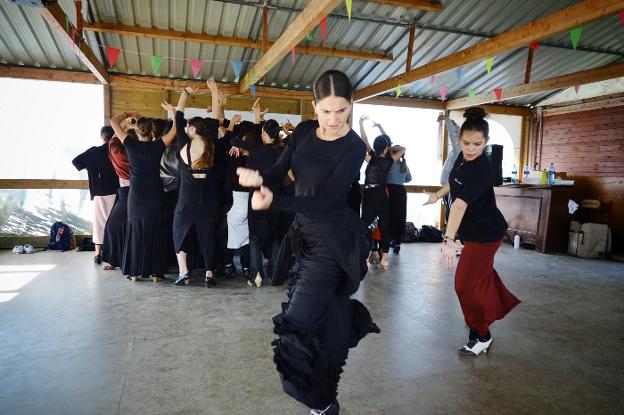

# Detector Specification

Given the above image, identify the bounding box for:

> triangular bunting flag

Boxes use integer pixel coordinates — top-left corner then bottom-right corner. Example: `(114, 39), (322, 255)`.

(494, 88), (503, 102)
(430, 74), (436, 85)
(191, 59), (203, 78)
(65, 14), (70, 33)
(570, 27), (582, 50)
(150, 55), (162, 75)
(486, 57), (494, 74)
(411, 81), (420, 93)
(321, 16), (327, 41)
(439, 86), (448, 101)
(106, 47), (120, 68)
(529, 41), (539, 49)
(455, 67), (463, 81)
(620, 12), (624, 28)
(574, 85), (580, 94)
(395, 84), (401, 98)
(250, 84), (257, 98)
(230, 60), (242, 81)
(306, 32), (313, 41)
(291, 47), (296, 64)
(71, 27), (78, 44)
(468, 90), (476, 100)
(346, 0), (352, 20)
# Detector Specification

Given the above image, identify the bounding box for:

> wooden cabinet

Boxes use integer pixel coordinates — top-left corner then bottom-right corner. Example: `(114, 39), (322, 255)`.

(494, 185), (573, 253)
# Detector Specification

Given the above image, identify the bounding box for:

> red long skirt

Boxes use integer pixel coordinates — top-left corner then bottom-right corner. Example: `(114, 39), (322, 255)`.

(455, 240), (520, 336)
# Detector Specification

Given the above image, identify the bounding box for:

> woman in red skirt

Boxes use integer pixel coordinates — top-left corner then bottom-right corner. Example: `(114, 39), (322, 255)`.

(425, 107), (520, 356)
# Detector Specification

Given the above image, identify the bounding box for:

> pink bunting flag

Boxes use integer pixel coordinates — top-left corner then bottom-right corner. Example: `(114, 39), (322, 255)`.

(430, 74), (436, 85)
(574, 85), (580, 94)
(529, 41), (539, 49)
(191, 59), (203, 78)
(439, 85), (448, 101)
(321, 16), (327, 41)
(494, 88), (503, 102)
(106, 47), (120, 68)
(291, 47), (296, 64)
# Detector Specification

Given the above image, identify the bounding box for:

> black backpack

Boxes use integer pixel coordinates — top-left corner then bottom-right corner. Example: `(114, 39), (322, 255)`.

(402, 222), (420, 243)
(418, 225), (444, 243)
(47, 221), (73, 251)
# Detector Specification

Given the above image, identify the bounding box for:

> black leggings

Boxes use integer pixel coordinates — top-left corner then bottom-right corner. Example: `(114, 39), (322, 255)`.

(387, 184), (407, 245)
(176, 219), (216, 273)
(361, 186), (390, 253)
(226, 244), (250, 270)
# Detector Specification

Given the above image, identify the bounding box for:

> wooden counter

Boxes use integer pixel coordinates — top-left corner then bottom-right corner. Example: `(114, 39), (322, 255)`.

(494, 185), (573, 253)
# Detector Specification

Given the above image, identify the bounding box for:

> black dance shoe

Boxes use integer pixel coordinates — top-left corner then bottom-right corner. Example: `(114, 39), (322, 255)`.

(223, 265), (236, 279)
(173, 274), (191, 286)
(94, 254), (102, 264)
(204, 276), (216, 287)
(393, 244), (401, 254)
(310, 401), (340, 415)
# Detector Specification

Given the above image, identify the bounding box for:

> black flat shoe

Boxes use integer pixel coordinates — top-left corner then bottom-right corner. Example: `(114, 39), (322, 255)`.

(393, 245), (401, 254)
(94, 255), (102, 264)
(204, 276), (216, 287)
(173, 274), (191, 286)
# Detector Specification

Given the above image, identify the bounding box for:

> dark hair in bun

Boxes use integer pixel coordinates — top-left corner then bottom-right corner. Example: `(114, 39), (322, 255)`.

(460, 106), (489, 138)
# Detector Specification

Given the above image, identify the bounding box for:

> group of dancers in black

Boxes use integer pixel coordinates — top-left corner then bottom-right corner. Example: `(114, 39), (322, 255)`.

(73, 70), (519, 415)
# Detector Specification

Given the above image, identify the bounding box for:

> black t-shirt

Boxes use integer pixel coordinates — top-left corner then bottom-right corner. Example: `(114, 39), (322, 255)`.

(262, 120), (366, 213)
(72, 142), (119, 199)
(449, 152), (507, 242)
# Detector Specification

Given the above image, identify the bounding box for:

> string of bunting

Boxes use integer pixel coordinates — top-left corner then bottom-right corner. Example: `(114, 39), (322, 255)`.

(393, 22), (612, 101)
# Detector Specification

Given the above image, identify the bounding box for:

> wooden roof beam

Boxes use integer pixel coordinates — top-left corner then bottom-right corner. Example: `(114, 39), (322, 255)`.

(83, 22), (392, 62)
(353, 0), (624, 101)
(363, 0), (442, 12)
(40, 2), (110, 84)
(446, 61), (624, 110)
(239, 0), (343, 94)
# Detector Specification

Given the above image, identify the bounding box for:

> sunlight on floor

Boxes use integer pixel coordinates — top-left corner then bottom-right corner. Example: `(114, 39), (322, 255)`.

(0, 264), (56, 303)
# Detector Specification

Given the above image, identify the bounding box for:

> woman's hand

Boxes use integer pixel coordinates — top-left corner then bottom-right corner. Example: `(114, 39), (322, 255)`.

(206, 79), (219, 93)
(161, 101), (175, 112)
(237, 167), (263, 187)
(423, 191), (439, 206)
(441, 239), (463, 270)
(252, 98), (269, 122)
(229, 146), (241, 158)
(282, 121), (294, 134)
(230, 114), (242, 125)
(218, 90), (227, 108)
(184, 86), (199, 95)
(359, 115), (369, 123)
(251, 186), (273, 211)
(437, 113), (445, 123)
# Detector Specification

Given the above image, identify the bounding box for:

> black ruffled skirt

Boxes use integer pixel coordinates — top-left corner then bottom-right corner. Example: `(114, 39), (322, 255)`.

(122, 193), (167, 277)
(102, 186), (129, 267)
(271, 211), (379, 409)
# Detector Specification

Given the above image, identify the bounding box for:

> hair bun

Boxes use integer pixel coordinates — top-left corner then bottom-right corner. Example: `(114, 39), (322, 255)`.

(463, 106), (487, 121)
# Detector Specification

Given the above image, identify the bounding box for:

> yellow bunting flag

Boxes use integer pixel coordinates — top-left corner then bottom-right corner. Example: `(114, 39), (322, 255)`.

(395, 84), (401, 98)
(346, 0), (352, 20)
(486, 57), (494, 74)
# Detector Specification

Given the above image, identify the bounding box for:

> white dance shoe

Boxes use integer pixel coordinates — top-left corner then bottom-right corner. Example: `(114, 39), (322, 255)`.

(458, 338), (492, 356)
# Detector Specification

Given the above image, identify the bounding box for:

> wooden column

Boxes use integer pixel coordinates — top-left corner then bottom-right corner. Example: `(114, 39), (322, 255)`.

(75, 1), (83, 36)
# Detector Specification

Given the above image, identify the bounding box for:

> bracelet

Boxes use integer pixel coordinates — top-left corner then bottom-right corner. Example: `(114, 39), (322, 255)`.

(442, 235), (456, 245)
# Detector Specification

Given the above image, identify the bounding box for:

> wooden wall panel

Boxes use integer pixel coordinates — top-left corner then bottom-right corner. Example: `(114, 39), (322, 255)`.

(537, 105), (624, 251)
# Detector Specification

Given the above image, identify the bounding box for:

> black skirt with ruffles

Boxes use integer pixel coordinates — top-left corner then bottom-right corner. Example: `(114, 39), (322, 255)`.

(102, 186), (129, 268)
(271, 210), (380, 409)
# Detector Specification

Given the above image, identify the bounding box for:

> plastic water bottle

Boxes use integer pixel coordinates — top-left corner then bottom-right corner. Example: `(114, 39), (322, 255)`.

(514, 234), (521, 249)
(523, 164), (530, 183)
(547, 163), (556, 185)
(511, 164), (518, 184)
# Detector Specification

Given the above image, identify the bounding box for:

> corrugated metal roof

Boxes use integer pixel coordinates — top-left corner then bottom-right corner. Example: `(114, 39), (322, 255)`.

(0, 0), (622, 106)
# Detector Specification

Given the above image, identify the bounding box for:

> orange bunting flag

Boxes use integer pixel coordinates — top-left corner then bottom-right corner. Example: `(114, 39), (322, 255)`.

(321, 16), (327, 41)
(494, 88), (503, 102)
(106, 47), (120, 68)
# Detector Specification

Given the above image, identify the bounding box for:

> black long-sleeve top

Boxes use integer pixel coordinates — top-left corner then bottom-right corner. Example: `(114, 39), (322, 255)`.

(230, 134), (281, 175)
(261, 120), (366, 213)
(72, 142), (119, 199)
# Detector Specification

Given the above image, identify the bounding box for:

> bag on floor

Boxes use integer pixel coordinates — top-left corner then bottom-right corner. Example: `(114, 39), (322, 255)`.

(418, 225), (444, 243)
(402, 222), (420, 243)
(47, 221), (73, 251)
(567, 221), (581, 256)
(577, 223), (611, 259)
(77, 237), (95, 252)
